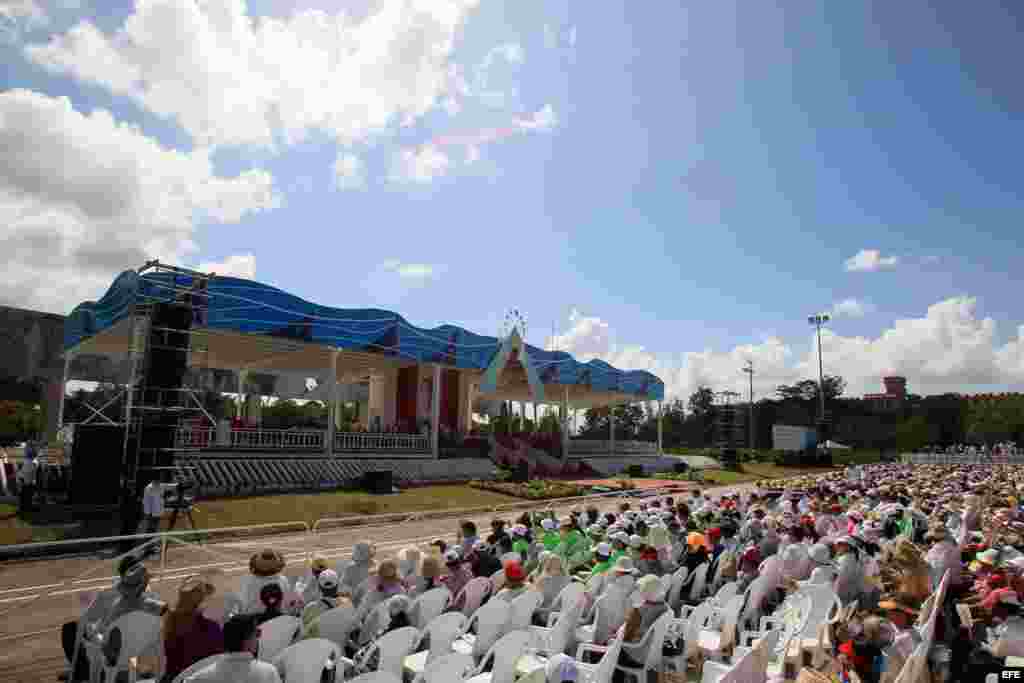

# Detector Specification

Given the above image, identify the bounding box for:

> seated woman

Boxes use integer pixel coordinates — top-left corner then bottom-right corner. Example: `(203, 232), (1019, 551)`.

(162, 576), (224, 683)
(617, 575), (669, 675)
(356, 560), (406, 622)
(494, 561), (529, 602)
(240, 549), (290, 614)
(297, 556), (331, 604)
(532, 554), (570, 619)
(408, 556), (443, 599)
(254, 583), (285, 625)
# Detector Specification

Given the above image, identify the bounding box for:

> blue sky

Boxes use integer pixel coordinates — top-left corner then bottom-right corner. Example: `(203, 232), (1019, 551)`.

(2, 0), (1023, 399)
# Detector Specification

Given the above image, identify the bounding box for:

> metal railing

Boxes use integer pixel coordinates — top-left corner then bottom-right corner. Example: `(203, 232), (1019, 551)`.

(334, 431), (430, 453)
(568, 440), (660, 455)
(176, 426), (325, 451)
(903, 452), (1024, 465)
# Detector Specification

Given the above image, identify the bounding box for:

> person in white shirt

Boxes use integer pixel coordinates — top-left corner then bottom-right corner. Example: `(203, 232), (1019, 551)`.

(141, 474), (169, 536)
(185, 614), (280, 683)
(17, 450), (38, 513)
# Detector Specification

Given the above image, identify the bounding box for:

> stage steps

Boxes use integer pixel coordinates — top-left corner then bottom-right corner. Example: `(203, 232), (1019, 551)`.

(185, 456), (497, 497)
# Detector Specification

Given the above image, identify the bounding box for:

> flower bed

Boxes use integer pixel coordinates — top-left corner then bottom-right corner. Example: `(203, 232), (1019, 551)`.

(469, 478), (633, 500)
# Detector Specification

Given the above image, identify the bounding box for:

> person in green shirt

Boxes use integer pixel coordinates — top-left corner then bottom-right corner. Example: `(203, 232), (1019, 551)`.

(555, 519), (585, 562)
(511, 524), (531, 560)
(540, 517), (560, 551)
(608, 531), (630, 564)
(590, 542), (614, 575)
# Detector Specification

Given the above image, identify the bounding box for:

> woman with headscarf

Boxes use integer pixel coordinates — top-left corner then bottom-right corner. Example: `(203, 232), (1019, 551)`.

(161, 576), (224, 683)
(832, 536), (867, 606)
(441, 549), (473, 603)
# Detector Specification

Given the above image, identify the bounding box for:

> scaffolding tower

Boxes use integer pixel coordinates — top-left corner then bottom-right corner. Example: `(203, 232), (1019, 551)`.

(121, 260), (216, 492)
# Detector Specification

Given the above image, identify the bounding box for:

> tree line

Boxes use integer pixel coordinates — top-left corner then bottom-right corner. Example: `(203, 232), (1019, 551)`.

(575, 376), (1024, 452)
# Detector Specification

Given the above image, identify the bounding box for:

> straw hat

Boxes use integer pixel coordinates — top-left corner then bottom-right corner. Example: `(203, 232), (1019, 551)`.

(249, 549), (286, 577)
(421, 556), (442, 579)
(377, 560), (399, 582)
(634, 574), (665, 604)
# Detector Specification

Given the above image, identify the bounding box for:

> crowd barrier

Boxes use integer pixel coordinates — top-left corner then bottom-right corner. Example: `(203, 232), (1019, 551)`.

(902, 452), (1024, 465)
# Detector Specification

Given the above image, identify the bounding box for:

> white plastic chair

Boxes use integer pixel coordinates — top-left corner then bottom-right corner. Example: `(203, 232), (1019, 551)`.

(675, 600), (715, 671)
(739, 576), (772, 631)
(354, 626), (420, 679)
(453, 599), (510, 660)
(272, 638), (341, 683)
(309, 605), (358, 648)
(258, 615), (301, 662)
(538, 575), (572, 609)
(685, 562), (710, 604)
(411, 653), (475, 683)
(169, 653), (228, 683)
(575, 593), (627, 649)
(698, 594), (745, 662)
(411, 587), (451, 629)
(701, 626), (780, 682)
(529, 593), (585, 656)
(539, 581), (586, 625)
(466, 629), (531, 683)
(505, 588), (544, 633)
(665, 566), (690, 611)
(577, 632), (625, 683)
(453, 577), (492, 616)
(86, 611), (163, 683)
(615, 611), (674, 683)
(404, 612), (468, 678)
(348, 673), (402, 683)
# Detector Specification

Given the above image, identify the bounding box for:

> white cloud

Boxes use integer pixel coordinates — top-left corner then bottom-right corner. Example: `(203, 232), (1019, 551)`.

(831, 298), (873, 319)
(389, 144), (451, 184)
(473, 42), (524, 109)
(193, 253), (256, 279)
(382, 260), (436, 280)
(25, 0), (482, 149)
(0, 89), (279, 313)
(845, 248), (899, 272)
(332, 152), (367, 191)
(550, 297), (1024, 403)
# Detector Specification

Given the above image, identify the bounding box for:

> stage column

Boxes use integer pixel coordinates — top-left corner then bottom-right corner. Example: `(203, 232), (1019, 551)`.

(431, 364), (441, 459)
(561, 387), (569, 465)
(56, 352), (72, 432)
(236, 369), (248, 419)
(609, 404), (615, 456)
(327, 350), (338, 457)
(657, 401), (663, 455)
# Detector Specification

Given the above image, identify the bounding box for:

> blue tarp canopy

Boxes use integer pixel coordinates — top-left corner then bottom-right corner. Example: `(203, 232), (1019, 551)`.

(65, 269), (665, 401)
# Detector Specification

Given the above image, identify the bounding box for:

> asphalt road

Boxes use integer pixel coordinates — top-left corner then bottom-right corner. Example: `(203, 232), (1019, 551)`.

(0, 479), (763, 682)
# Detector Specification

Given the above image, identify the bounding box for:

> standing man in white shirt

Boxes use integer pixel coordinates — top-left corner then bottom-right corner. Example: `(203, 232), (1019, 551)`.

(17, 444), (38, 513)
(140, 470), (171, 553)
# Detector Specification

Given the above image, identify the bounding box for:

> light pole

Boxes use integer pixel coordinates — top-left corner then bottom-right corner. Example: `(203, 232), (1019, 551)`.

(742, 360), (754, 449)
(807, 313), (830, 429)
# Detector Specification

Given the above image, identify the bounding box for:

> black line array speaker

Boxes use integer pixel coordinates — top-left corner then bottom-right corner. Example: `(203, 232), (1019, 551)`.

(145, 303), (191, 391)
(70, 424), (126, 506)
(364, 470), (393, 495)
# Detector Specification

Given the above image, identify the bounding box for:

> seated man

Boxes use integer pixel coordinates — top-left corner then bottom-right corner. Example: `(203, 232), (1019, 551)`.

(60, 555), (142, 682)
(185, 614), (281, 682)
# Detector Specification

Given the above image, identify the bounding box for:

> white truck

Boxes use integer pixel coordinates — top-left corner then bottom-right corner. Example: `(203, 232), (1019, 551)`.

(773, 424), (817, 452)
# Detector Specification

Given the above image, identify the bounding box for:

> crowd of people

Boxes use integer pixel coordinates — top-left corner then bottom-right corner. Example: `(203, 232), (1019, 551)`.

(59, 460), (1024, 682)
